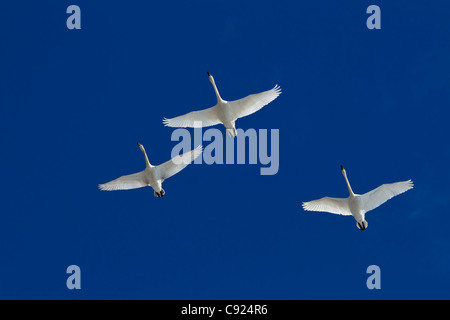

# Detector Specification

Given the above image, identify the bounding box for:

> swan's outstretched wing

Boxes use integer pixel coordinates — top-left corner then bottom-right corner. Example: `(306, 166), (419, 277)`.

(361, 180), (413, 213)
(157, 146), (203, 181)
(163, 106), (220, 128)
(302, 197), (352, 216)
(229, 85), (281, 120)
(99, 171), (148, 191)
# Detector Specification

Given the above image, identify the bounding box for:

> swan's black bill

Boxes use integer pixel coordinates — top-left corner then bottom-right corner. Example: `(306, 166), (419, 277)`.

(340, 165), (344, 170)
(207, 72), (211, 77)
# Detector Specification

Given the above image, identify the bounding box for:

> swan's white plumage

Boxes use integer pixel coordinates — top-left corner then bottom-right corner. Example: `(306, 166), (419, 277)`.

(158, 145), (203, 180)
(302, 197), (352, 216)
(162, 73), (281, 137)
(360, 180), (413, 213)
(229, 85), (281, 120)
(98, 171), (148, 191)
(162, 107), (220, 128)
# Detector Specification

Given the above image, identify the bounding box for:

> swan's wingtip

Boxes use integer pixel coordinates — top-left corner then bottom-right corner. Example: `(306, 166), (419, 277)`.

(162, 118), (170, 126)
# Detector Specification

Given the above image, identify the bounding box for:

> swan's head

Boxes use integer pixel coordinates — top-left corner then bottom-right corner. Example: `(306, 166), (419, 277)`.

(207, 71), (214, 82)
(137, 142), (145, 152)
(356, 220), (368, 231)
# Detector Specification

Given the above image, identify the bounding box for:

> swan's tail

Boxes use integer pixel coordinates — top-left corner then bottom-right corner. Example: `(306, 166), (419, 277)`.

(227, 127), (237, 138)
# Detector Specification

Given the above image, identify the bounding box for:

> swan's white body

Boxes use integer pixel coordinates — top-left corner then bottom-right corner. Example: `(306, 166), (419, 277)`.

(99, 143), (202, 197)
(302, 166), (413, 230)
(163, 72), (281, 138)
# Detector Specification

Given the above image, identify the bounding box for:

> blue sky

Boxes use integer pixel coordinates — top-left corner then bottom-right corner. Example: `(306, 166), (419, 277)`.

(0, 0), (449, 299)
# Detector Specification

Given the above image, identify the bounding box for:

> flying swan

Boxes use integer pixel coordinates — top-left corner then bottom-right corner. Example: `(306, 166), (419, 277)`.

(302, 166), (413, 230)
(99, 143), (203, 197)
(163, 72), (281, 138)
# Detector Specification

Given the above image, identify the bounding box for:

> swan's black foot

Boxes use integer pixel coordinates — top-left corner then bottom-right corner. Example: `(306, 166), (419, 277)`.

(357, 221), (368, 231)
(154, 189), (165, 197)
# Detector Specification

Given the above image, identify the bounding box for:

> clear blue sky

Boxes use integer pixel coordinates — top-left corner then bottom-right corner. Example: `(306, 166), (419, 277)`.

(1, 0), (449, 299)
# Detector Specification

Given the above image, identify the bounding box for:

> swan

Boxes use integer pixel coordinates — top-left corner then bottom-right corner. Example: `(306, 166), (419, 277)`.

(99, 143), (203, 197)
(163, 72), (281, 138)
(302, 166), (413, 230)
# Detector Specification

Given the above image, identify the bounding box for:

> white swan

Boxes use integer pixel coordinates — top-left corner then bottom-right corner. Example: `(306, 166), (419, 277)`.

(302, 166), (413, 230)
(163, 72), (281, 138)
(99, 143), (203, 197)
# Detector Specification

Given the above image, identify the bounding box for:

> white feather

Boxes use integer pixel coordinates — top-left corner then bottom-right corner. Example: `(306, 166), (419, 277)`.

(162, 107), (220, 128)
(302, 197), (352, 216)
(157, 145), (203, 180)
(229, 85), (281, 120)
(99, 171), (148, 191)
(360, 180), (414, 213)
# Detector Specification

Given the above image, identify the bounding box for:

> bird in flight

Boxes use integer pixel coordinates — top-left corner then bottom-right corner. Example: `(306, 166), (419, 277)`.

(302, 165), (413, 230)
(99, 143), (203, 197)
(163, 72), (281, 138)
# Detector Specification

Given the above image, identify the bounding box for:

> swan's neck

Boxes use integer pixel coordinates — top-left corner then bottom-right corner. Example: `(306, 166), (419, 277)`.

(210, 77), (223, 103)
(141, 149), (152, 168)
(343, 171), (355, 196)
